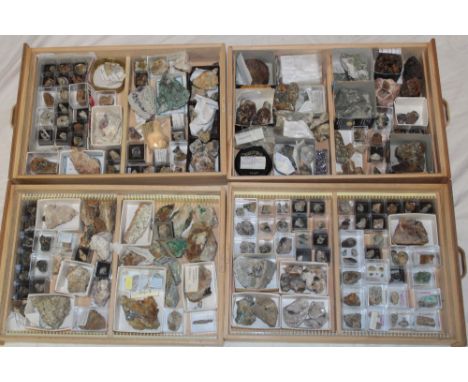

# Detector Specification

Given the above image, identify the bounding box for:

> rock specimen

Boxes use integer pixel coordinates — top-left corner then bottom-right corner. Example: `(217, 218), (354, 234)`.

(120, 296), (160, 330)
(156, 73), (190, 113)
(276, 237), (292, 255)
(167, 310), (183, 331)
(253, 296), (278, 327)
(342, 271), (361, 285)
(341, 238), (357, 248)
(343, 292), (361, 306)
(235, 220), (255, 236)
(123, 203), (152, 244)
(193, 69), (219, 90)
(186, 223), (217, 262)
(80, 309), (106, 331)
(236, 99), (257, 125)
(253, 101), (272, 125)
(30, 295), (71, 330)
(120, 251), (146, 266)
(392, 218), (429, 245)
(375, 78), (400, 107)
(90, 232), (112, 261)
(39, 235), (52, 251)
(70, 149), (101, 174)
(343, 313), (362, 329)
(416, 315), (436, 328)
(340, 53), (370, 80)
(400, 56), (423, 97)
(66, 265), (91, 294)
(334, 87), (373, 119)
(282, 298), (309, 328)
(171, 204), (193, 237)
(235, 296), (257, 326)
(280, 264), (327, 294)
(304, 301), (329, 329)
(400, 78), (421, 97)
(391, 250), (409, 266)
(185, 265), (212, 303)
(245, 59), (269, 85)
(397, 111), (419, 125)
(30, 156), (58, 174)
(368, 286), (383, 306)
(128, 86), (157, 120)
(92, 279), (111, 306)
(274, 83), (299, 111)
(418, 294), (439, 308)
(392, 141), (426, 173)
(43, 204), (77, 229)
(374, 53), (402, 78)
(234, 257), (276, 289)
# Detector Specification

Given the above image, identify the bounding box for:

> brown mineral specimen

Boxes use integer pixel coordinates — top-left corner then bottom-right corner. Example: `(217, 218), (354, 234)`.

(392, 218), (429, 245)
(99, 95), (114, 106)
(253, 296), (278, 327)
(375, 78), (400, 107)
(192, 69), (218, 90)
(185, 265), (212, 303)
(374, 53), (402, 76)
(416, 315), (436, 328)
(403, 56), (424, 81)
(70, 149), (101, 174)
(186, 223), (218, 262)
(274, 83), (299, 111)
(30, 156), (58, 174)
(370, 132), (383, 146)
(120, 251), (146, 266)
(80, 309), (106, 331)
(253, 101), (271, 125)
(30, 295), (71, 330)
(120, 296), (160, 330)
(343, 292), (361, 306)
(66, 265), (91, 294)
(43, 204), (77, 229)
(236, 99), (256, 125)
(400, 78), (421, 97)
(43, 92), (54, 107)
(393, 142), (426, 173)
(344, 313), (362, 329)
(245, 58), (269, 85)
(99, 200), (115, 233)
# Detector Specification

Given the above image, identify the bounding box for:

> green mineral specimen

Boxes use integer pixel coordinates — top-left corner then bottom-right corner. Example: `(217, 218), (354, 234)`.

(418, 295), (439, 308)
(167, 239), (187, 258)
(156, 73), (189, 113)
(414, 271), (431, 284)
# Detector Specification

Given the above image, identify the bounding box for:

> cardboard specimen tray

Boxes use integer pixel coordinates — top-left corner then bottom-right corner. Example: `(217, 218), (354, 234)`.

(0, 184), (225, 345)
(227, 40), (451, 183)
(224, 183), (466, 346)
(9, 43), (227, 184)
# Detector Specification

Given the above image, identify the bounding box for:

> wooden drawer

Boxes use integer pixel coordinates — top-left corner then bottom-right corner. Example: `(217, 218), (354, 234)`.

(0, 184), (225, 345)
(9, 43), (226, 185)
(224, 183), (466, 345)
(227, 40), (450, 183)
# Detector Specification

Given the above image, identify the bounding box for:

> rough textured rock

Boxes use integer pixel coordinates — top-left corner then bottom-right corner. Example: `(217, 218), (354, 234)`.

(167, 310), (183, 331)
(43, 204), (77, 229)
(70, 149), (101, 174)
(274, 83), (299, 111)
(236, 99), (257, 125)
(245, 59), (269, 85)
(342, 271), (361, 285)
(30, 156), (58, 174)
(186, 223), (217, 262)
(192, 69), (218, 90)
(90, 232), (112, 261)
(235, 296), (257, 326)
(80, 309), (106, 331)
(234, 257), (276, 289)
(123, 203), (152, 244)
(30, 295), (71, 329)
(343, 313), (362, 329)
(66, 265), (91, 294)
(375, 78), (400, 107)
(392, 218), (429, 245)
(392, 142), (426, 173)
(120, 296), (160, 330)
(185, 265), (212, 303)
(280, 264), (327, 294)
(155, 73), (190, 113)
(282, 298), (310, 328)
(304, 301), (328, 329)
(343, 292), (361, 306)
(171, 204), (193, 237)
(252, 296), (278, 327)
(92, 279), (111, 307)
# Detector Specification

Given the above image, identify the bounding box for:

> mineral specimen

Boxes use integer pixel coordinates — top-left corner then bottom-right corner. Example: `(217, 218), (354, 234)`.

(392, 218), (429, 245)
(397, 111), (419, 125)
(43, 92), (54, 107)
(418, 294), (439, 308)
(374, 53), (402, 77)
(276, 237), (292, 255)
(253, 296), (278, 327)
(416, 315), (436, 328)
(414, 271), (432, 284)
(30, 295), (71, 330)
(343, 313), (362, 329)
(70, 149), (101, 174)
(400, 78), (421, 97)
(392, 142), (426, 173)
(334, 87), (373, 119)
(391, 250), (409, 266)
(120, 251), (146, 266)
(123, 203), (153, 244)
(171, 204), (193, 237)
(93, 61), (125, 90)
(375, 78), (400, 107)
(235, 296), (257, 326)
(193, 69), (219, 90)
(403, 56), (424, 81)
(343, 271), (361, 285)
(156, 73), (190, 113)
(341, 238), (357, 248)
(92, 279), (111, 306)
(185, 265), (212, 303)
(80, 309), (106, 331)
(274, 83), (299, 111)
(368, 286), (383, 306)
(236, 99), (256, 125)
(390, 291), (400, 305)
(340, 53), (370, 80)
(245, 59), (269, 85)
(167, 310), (183, 331)
(30, 156), (58, 175)
(343, 292), (361, 306)
(236, 220), (255, 236)
(39, 235), (52, 251)
(253, 102), (272, 125)
(66, 265), (91, 294)
(43, 204), (77, 229)
(282, 298), (310, 328)
(128, 86), (157, 120)
(234, 257), (276, 289)
(120, 296), (160, 330)
(90, 232), (112, 261)
(304, 301), (328, 329)
(186, 223), (217, 262)
(280, 264), (327, 294)
(99, 200), (116, 233)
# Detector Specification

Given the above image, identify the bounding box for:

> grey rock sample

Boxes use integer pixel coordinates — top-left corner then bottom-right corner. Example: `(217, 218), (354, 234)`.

(234, 257), (275, 289)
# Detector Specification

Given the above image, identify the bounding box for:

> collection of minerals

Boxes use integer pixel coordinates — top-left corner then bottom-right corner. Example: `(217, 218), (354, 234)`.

(338, 198), (441, 331)
(8, 195), (219, 335)
(232, 197), (332, 330)
(27, 51), (220, 175)
(233, 48), (433, 176)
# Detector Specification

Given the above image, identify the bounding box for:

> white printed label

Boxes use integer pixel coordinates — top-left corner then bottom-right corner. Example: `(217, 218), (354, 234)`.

(129, 290), (161, 299)
(235, 128), (265, 146)
(240, 156), (266, 170)
(154, 149), (168, 165)
(185, 266), (199, 293)
(378, 48), (402, 55)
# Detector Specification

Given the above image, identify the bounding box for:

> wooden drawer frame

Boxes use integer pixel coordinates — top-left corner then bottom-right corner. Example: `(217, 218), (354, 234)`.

(9, 43), (227, 185)
(224, 182), (466, 346)
(0, 184), (226, 345)
(227, 40), (450, 183)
